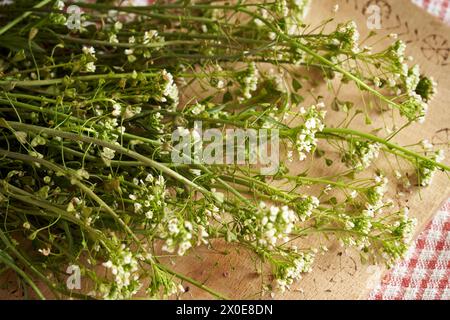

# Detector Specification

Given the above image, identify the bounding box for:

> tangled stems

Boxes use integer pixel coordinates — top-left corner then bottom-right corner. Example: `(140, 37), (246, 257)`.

(0, 72), (160, 87)
(0, 0), (447, 299)
(0, 120), (210, 193)
(69, 1), (406, 114)
(157, 108), (448, 173)
(0, 251), (45, 300)
(0, 151), (227, 299)
(0, 0), (53, 36)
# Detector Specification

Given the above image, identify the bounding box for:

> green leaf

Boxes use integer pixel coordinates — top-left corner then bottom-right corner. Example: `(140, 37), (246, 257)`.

(222, 91), (232, 103)
(292, 78), (302, 91)
(0, 35), (45, 53)
(329, 197), (338, 205)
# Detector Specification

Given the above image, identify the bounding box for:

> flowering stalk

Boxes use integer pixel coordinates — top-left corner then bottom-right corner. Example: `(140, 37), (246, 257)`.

(0, 0), (447, 299)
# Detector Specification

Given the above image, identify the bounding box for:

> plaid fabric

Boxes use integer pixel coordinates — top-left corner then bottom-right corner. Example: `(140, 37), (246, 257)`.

(412, 0), (450, 24)
(369, 200), (450, 300)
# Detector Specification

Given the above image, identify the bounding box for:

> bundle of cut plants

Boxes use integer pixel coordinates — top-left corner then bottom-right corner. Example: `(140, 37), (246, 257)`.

(0, 0), (448, 300)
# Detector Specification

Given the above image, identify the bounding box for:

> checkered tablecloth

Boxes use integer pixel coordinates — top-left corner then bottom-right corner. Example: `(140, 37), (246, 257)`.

(369, 0), (450, 301)
(130, 0), (450, 300)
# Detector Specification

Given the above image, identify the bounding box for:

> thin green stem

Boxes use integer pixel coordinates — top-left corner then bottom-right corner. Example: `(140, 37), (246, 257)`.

(0, 252), (46, 300)
(0, 72), (158, 87)
(321, 127), (450, 171)
(0, 0), (53, 36)
(156, 263), (229, 300)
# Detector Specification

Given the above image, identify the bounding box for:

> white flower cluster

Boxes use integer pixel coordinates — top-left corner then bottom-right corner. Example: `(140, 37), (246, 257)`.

(129, 174), (166, 220)
(295, 103), (326, 161)
(284, 0), (311, 35)
(126, 29), (164, 61)
(100, 146), (116, 166)
(405, 64), (421, 95)
(275, 251), (314, 293)
(94, 103), (129, 166)
(160, 70), (179, 111)
(401, 64), (433, 122)
(295, 195), (320, 221)
(162, 218), (192, 256)
(418, 149), (445, 187)
(81, 46), (96, 73)
(106, 18), (164, 60)
(245, 202), (298, 248)
(190, 102), (205, 115)
(342, 141), (381, 171)
(239, 62), (259, 100)
(338, 213), (372, 250)
(380, 208), (418, 263)
(381, 40), (437, 122)
(101, 244), (141, 299)
(143, 30), (159, 45)
(290, 0), (310, 20)
(254, 8), (271, 27)
(392, 208), (417, 242)
(365, 175), (389, 210)
(401, 94), (428, 123)
(336, 21), (360, 54)
(253, 0), (309, 33)
(159, 216), (209, 256)
(387, 40), (406, 66)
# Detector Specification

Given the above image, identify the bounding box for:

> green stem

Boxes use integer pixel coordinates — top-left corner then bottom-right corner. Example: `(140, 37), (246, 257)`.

(0, 252), (46, 300)
(0, 120), (209, 194)
(237, 8), (404, 113)
(0, 97), (162, 147)
(57, 35), (199, 48)
(156, 263), (229, 300)
(0, 72), (158, 87)
(321, 127), (450, 171)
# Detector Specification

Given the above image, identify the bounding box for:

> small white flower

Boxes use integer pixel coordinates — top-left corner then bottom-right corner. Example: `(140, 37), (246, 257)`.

(82, 46), (95, 56)
(54, 0), (65, 10)
(421, 139), (433, 151)
(14, 131), (27, 144)
(190, 103), (205, 115)
(101, 147), (116, 166)
(109, 34), (119, 44)
(38, 248), (51, 256)
(112, 103), (122, 117)
(84, 62), (96, 73)
(76, 168), (90, 180)
(189, 169), (201, 176)
(389, 33), (398, 39)
(114, 21), (123, 31)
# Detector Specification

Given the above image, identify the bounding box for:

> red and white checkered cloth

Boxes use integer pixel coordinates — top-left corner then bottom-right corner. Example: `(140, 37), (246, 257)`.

(369, 0), (450, 301)
(369, 200), (450, 300)
(131, 0), (450, 300)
